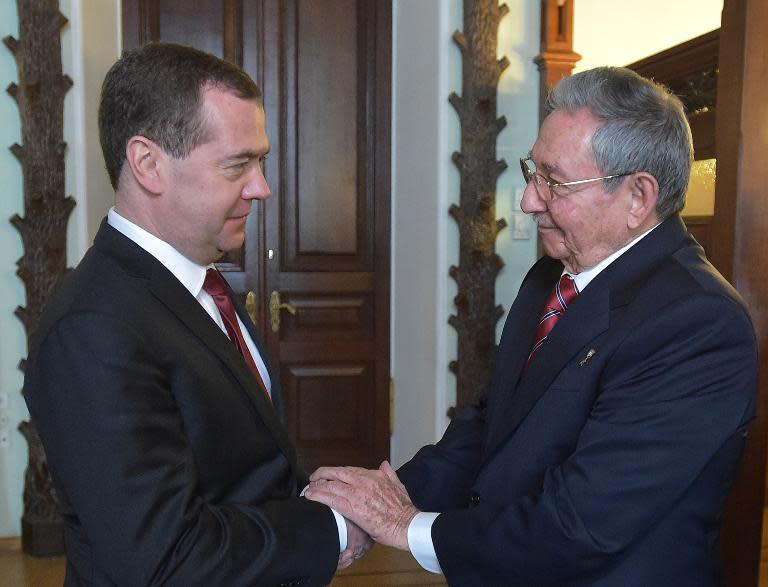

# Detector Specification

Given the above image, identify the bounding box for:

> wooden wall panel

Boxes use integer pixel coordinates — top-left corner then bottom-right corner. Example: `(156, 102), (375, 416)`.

(713, 1), (768, 585)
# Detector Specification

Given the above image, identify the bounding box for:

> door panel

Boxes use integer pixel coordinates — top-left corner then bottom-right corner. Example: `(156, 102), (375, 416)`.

(263, 0), (388, 471)
(123, 0), (391, 473)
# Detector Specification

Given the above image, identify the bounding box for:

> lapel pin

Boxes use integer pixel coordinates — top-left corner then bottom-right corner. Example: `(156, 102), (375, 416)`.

(579, 348), (597, 366)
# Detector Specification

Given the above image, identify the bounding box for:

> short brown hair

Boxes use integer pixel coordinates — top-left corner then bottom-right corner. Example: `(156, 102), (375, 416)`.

(98, 42), (261, 189)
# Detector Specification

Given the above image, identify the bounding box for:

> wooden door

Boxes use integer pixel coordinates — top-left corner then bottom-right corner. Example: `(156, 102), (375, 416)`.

(123, 0), (391, 473)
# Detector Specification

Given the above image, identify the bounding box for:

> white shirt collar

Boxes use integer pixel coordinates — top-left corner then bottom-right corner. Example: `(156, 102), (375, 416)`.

(107, 207), (209, 297)
(567, 223), (661, 293)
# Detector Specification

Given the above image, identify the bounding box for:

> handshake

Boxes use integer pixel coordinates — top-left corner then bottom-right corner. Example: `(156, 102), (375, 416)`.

(305, 461), (421, 570)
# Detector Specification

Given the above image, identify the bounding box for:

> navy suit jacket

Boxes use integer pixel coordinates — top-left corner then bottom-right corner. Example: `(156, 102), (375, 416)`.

(398, 215), (757, 586)
(23, 221), (339, 586)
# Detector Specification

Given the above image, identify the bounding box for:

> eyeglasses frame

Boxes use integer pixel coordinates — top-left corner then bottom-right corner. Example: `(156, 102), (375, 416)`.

(519, 157), (634, 200)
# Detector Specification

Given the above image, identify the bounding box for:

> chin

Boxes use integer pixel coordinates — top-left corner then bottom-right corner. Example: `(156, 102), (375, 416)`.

(220, 236), (245, 254)
(540, 238), (568, 261)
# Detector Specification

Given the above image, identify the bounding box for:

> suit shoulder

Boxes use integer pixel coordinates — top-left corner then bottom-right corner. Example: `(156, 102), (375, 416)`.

(669, 243), (750, 315)
(624, 242), (756, 345)
(30, 246), (151, 354)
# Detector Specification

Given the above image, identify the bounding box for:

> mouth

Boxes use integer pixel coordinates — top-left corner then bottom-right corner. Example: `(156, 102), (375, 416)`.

(229, 211), (250, 222)
(533, 214), (557, 231)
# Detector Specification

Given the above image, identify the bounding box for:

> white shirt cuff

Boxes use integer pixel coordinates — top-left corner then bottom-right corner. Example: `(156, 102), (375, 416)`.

(301, 485), (347, 551)
(331, 508), (348, 551)
(407, 512), (443, 574)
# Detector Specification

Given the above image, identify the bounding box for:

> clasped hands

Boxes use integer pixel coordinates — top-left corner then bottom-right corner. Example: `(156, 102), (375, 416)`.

(305, 461), (420, 569)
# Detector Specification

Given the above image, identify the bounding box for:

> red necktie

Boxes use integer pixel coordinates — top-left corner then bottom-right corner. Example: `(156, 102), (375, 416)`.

(525, 274), (579, 371)
(203, 268), (271, 402)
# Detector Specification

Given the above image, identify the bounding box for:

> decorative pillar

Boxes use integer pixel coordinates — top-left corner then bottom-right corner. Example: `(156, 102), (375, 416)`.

(447, 0), (509, 414)
(533, 0), (580, 122)
(4, 0), (74, 556)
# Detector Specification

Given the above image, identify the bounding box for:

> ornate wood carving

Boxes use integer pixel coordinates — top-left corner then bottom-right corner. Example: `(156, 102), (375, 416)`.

(447, 0), (508, 414)
(534, 0), (580, 123)
(4, 0), (74, 556)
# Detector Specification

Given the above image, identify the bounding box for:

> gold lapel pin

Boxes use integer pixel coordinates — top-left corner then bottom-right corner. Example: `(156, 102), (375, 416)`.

(579, 348), (596, 366)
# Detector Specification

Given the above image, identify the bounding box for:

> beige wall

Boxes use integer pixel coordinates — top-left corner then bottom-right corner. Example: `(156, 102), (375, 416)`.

(574, 0), (723, 72)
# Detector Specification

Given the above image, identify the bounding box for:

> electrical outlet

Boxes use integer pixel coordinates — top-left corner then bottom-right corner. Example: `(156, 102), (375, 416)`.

(0, 430), (9, 449)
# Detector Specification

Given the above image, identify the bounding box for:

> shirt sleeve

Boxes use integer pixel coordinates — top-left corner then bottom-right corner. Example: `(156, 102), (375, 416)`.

(407, 512), (443, 574)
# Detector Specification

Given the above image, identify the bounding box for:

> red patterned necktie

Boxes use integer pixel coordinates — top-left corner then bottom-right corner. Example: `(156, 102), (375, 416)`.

(203, 268), (271, 402)
(525, 274), (579, 371)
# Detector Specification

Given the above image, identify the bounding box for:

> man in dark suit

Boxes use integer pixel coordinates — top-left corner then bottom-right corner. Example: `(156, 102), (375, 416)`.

(23, 43), (369, 586)
(305, 67), (757, 586)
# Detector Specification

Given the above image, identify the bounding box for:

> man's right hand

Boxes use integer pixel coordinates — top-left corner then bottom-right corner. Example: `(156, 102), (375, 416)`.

(337, 518), (373, 570)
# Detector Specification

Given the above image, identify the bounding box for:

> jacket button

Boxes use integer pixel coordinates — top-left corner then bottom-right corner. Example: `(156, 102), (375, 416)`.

(469, 491), (480, 507)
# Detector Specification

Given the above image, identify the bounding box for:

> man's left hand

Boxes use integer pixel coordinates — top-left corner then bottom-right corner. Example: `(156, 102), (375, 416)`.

(306, 461), (419, 552)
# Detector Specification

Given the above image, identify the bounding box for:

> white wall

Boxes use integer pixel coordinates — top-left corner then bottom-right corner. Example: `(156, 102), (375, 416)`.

(0, 0), (119, 537)
(574, 0), (723, 72)
(390, 0), (541, 466)
(0, 0), (27, 539)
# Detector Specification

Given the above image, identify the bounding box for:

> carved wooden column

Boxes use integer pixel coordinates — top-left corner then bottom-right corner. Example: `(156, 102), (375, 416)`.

(534, 0), (580, 122)
(4, 0), (74, 556)
(448, 0), (508, 413)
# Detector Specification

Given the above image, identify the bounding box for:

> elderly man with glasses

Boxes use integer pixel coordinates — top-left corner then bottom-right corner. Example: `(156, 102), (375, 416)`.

(306, 67), (757, 586)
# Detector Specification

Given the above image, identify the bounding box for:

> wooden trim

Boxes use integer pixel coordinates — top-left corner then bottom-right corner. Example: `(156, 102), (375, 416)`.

(372, 0), (392, 461)
(533, 0), (581, 122)
(0, 537), (22, 552)
(712, 1), (768, 585)
(626, 29), (719, 84)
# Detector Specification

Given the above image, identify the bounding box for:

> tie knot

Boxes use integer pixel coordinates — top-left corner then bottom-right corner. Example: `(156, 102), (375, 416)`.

(203, 268), (229, 298)
(554, 274), (579, 310)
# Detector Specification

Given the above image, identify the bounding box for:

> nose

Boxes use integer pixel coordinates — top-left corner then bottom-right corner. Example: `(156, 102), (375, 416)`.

(520, 180), (546, 214)
(242, 165), (271, 201)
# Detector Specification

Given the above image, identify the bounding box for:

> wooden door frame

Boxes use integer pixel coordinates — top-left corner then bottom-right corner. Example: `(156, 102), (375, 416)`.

(712, 1), (768, 585)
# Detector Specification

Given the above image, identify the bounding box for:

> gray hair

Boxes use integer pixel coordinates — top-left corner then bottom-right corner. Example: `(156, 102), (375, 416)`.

(547, 67), (693, 220)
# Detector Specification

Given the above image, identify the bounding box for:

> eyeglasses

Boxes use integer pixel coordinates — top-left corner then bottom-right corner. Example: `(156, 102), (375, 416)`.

(519, 157), (634, 202)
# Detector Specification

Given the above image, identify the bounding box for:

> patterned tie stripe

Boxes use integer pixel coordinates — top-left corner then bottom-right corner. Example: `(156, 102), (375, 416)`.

(203, 268), (271, 402)
(525, 274), (579, 370)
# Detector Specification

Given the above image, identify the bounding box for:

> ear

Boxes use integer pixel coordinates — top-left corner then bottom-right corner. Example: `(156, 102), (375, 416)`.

(626, 172), (660, 230)
(124, 136), (167, 195)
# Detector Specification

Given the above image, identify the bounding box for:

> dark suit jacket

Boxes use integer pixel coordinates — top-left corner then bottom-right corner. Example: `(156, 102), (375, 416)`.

(23, 221), (339, 587)
(398, 215), (757, 586)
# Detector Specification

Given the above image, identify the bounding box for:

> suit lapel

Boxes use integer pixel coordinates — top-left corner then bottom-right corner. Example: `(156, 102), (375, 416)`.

(484, 274), (610, 459)
(95, 222), (299, 467)
(482, 215), (692, 460)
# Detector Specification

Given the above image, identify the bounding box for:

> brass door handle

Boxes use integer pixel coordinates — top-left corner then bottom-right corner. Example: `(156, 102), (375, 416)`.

(270, 290), (298, 333)
(245, 291), (257, 325)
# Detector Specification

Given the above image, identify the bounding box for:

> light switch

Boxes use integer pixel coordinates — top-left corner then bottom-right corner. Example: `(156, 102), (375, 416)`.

(512, 212), (531, 240)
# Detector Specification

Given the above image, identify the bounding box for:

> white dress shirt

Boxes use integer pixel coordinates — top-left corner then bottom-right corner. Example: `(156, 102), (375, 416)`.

(107, 208), (347, 551)
(408, 223), (661, 573)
